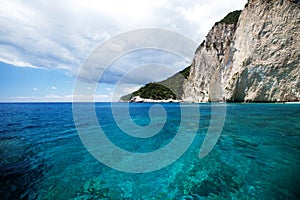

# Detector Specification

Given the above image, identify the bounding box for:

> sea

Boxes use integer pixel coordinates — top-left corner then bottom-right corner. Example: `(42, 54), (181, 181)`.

(0, 102), (299, 199)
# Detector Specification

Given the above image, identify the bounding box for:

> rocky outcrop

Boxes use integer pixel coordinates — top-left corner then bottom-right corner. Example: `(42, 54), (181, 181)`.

(183, 0), (300, 102)
(183, 19), (238, 102)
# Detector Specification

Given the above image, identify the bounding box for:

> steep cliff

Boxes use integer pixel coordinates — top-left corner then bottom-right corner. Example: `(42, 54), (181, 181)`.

(121, 0), (300, 102)
(184, 0), (300, 102)
(183, 11), (240, 102)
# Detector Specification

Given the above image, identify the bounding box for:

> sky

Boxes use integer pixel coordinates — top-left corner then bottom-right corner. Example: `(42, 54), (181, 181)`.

(0, 0), (247, 102)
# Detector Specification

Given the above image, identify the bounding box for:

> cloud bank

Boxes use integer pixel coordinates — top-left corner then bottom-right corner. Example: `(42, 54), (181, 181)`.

(0, 0), (246, 84)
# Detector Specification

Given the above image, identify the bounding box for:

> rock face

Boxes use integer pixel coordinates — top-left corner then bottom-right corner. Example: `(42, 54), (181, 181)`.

(183, 0), (300, 102)
(183, 21), (238, 102)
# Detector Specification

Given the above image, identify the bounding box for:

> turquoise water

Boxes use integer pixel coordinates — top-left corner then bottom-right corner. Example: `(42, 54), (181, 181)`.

(0, 103), (299, 199)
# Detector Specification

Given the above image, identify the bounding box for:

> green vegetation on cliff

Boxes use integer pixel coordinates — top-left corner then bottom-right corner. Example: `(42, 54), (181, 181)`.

(131, 83), (176, 100)
(215, 10), (241, 25)
(120, 66), (190, 101)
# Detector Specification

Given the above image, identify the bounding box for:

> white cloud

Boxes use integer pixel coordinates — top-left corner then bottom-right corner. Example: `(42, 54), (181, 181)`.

(0, 0), (246, 72)
(33, 87), (38, 91)
(51, 86), (57, 90)
(90, 49), (190, 85)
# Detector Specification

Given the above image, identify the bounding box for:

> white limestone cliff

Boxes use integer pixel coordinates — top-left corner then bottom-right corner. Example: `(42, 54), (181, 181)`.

(183, 0), (300, 102)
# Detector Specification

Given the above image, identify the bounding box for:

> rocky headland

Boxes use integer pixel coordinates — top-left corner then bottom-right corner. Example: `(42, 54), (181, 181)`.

(122, 0), (300, 103)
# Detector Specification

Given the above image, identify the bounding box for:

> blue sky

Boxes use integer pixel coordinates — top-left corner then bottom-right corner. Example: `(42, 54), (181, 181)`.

(0, 0), (246, 102)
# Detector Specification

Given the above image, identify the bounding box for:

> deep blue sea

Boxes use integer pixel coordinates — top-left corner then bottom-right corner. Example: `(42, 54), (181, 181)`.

(0, 103), (300, 199)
